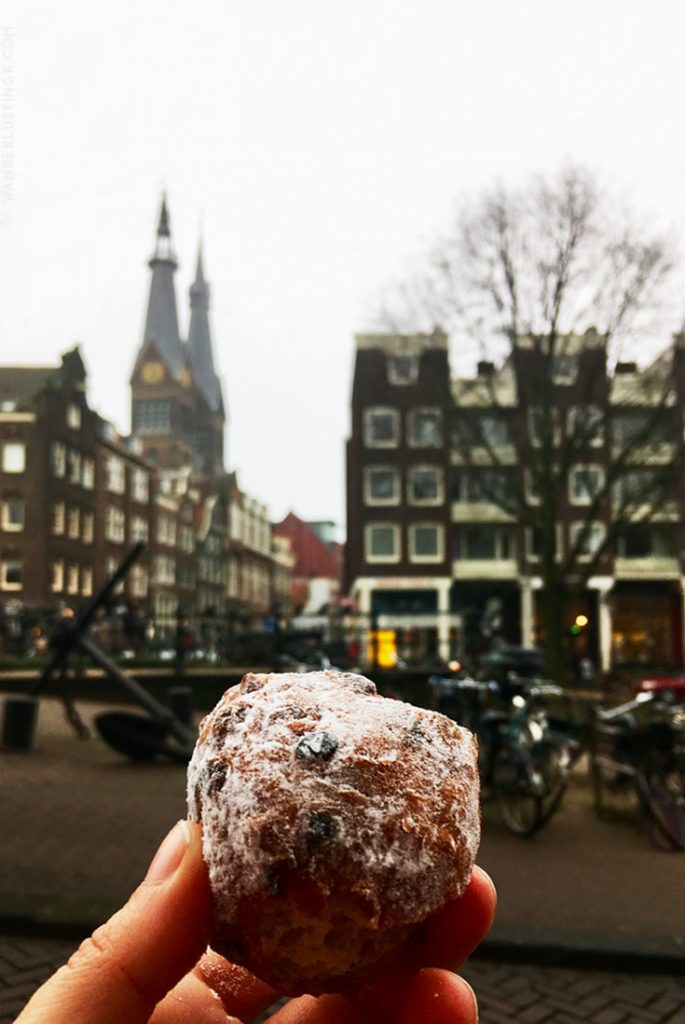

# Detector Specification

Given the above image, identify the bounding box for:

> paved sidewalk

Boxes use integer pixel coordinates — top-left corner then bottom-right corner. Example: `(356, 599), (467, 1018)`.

(2, 934), (684, 1024)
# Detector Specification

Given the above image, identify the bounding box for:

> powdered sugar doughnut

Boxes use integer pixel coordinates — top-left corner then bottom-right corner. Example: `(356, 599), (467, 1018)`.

(187, 670), (480, 995)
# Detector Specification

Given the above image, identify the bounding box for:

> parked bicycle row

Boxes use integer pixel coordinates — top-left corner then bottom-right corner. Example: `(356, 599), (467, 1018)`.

(428, 668), (685, 851)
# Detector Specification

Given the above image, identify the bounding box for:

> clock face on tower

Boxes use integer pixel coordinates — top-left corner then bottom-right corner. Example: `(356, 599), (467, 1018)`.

(141, 360), (165, 384)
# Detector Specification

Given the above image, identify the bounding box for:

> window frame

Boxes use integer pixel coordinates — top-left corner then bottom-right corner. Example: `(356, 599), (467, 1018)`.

(407, 407), (443, 449)
(0, 558), (23, 590)
(2, 442), (26, 474)
(408, 522), (444, 563)
(364, 522), (401, 564)
(1, 497), (24, 531)
(460, 525), (514, 561)
(570, 521), (607, 561)
(363, 407), (400, 449)
(569, 464), (605, 506)
(363, 465), (400, 506)
(408, 465), (444, 506)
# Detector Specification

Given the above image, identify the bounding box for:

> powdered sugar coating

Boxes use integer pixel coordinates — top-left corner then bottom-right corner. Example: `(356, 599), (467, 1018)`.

(187, 670), (480, 983)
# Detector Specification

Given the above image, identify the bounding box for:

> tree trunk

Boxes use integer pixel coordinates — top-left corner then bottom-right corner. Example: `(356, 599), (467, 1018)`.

(540, 579), (567, 683)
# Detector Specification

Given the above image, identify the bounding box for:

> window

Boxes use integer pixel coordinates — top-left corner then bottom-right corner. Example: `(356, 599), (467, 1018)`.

(51, 442), (66, 477)
(615, 469), (662, 505)
(105, 505), (126, 543)
(408, 523), (444, 562)
(528, 526), (562, 560)
(617, 525), (675, 558)
(459, 526), (513, 560)
(528, 407), (560, 446)
(365, 523), (400, 563)
(131, 565), (148, 597)
(82, 512), (94, 544)
(551, 353), (578, 385)
(134, 399), (171, 435)
(50, 560), (64, 593)
(387, 355), (419, 385)
(480, 415), (511, 447)
(81, 566), (93, 597)
(569, 465), (604, 505)
(364, 466), (400, 505)
(82, 458), (95, 490)
(570, 521), (606, 560)
(2, 443), (25, 473)
(1, 498), (24, 531)
(363, 407), (399, 448)
(568, 406), (604, 446)
(130, 516), (149, 543)
(67, 403), (82, 429)
(67, 449), (81, 485)
(157, 515), (176, 546)
(66, 564), (79, 595)
(67, 506), (80, 540)
(0, 559), (22, 590)
(408, 466), (443, 505)
(105, 456), (125, 494)
(612, 413), (670, 447)
(408, 408), (442, 447)
(453, 468), (513, 505)
(179, 525), (194, 553)
(154, 554), (176, 584)
(132, 469), (149, 504)
(51, 501), (65, 536)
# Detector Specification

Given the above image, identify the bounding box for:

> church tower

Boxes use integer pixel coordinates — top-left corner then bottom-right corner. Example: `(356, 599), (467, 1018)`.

(187, 245), (225, 477)
(130, 198), (226, 479)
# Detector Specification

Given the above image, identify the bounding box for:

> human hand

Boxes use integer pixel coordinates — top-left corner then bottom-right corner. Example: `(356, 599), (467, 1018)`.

(16, 821), (496, 1023)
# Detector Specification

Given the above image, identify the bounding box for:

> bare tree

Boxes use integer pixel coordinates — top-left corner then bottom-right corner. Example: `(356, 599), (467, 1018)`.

(383, 166), (678, 681)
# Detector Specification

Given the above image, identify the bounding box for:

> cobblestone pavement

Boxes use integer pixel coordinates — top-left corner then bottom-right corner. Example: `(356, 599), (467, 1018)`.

(1, 934), (684, 1024)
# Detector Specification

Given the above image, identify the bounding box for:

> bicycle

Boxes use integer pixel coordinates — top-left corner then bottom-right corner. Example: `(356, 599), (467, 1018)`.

(430, 673), (579, 837)
(590, 690), (685, 851)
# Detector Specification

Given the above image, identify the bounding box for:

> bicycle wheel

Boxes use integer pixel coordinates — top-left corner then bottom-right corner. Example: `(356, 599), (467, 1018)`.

(495, 748), (545, 837)
(637, 761), (685, 851)
(531, 743), (569, 830)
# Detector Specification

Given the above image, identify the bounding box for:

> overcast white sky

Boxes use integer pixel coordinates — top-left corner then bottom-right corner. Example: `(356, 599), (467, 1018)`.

(2, 0), (685, 530)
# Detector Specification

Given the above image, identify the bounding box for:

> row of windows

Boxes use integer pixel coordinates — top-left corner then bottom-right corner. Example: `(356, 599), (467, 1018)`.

(363, 405), (676, 452)
(365, 465), (444, 506)
(381, 353), (580, 389)
(52, 503), (94, 543)
(363, 522), (677, 565)
(364, 408), (443, 449)
(105, 456), (149, 501)
(365, 464), (669, 509)
(51, 561), (93, 597)
(51, 444), (95, 488)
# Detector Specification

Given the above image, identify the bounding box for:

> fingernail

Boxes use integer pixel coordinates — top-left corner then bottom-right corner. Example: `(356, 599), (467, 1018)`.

(461, 977), (479, 1023)
(145, 820), (191, 884)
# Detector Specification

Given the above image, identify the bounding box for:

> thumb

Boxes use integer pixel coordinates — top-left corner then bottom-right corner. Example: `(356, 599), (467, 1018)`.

(17, 820), (212, 1024)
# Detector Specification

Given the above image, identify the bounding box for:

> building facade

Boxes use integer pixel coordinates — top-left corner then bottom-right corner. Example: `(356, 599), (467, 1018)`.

(346, 329), (685, 672)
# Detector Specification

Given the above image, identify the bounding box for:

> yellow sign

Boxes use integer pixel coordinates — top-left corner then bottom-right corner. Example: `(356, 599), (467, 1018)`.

(368, 629), (397, 668)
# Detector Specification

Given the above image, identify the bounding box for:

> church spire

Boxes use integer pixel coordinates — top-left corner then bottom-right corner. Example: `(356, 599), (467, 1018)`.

(187, 242), (223, 413)
(138, 195), (185, 379)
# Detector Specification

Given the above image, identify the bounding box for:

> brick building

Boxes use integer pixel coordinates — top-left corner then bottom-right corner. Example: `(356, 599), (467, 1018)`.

(346, 329), (685, 671)
(0, 348), (98, 612)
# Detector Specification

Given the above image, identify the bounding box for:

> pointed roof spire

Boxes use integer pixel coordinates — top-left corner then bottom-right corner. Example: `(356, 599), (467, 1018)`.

(134, 195), (185, 379)
(158, 193), (171, 237)
(188, 242), (223, 413)
(194, 241), (205, 284)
